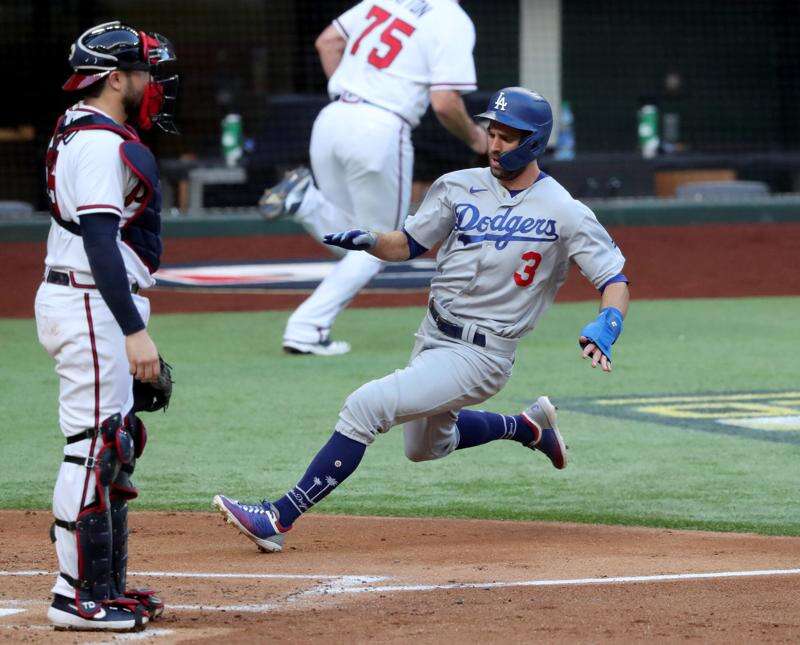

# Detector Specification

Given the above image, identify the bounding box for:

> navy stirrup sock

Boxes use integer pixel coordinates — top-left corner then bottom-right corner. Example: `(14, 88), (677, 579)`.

(273, 431), (366, 527)
(455, 410), (535, 450)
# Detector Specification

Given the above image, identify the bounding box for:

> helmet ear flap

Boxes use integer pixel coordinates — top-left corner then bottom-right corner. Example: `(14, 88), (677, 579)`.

(498, 130), (550, 172)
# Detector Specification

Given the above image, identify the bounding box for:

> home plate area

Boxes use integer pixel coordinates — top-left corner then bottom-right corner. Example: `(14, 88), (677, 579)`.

(2, 511), (800, 642)
(153, 259), (437, 291)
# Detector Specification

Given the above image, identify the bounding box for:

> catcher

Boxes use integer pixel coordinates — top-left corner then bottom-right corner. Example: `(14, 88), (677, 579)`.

(35, 21), (175, 632)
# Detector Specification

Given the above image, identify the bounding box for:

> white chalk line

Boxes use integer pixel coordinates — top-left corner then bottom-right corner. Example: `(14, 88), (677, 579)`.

(326, 567), (800, 595)
(0, 569), (384, 582)
(2, 567), (799, 615)
(91, 628), (175, 642)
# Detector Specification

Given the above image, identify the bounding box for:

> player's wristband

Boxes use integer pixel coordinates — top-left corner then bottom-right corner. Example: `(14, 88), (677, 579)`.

(579, 306), (624, 361)
(403, 228), (428, 259)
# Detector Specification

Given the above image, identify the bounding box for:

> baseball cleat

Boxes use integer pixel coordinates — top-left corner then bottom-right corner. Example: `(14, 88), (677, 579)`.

(521, 396), (568, 469)
(47, 594), (145, 631)
(213, 494), (289, 553)
(282, 338), (351, 356)
(258, 166), (312, 220)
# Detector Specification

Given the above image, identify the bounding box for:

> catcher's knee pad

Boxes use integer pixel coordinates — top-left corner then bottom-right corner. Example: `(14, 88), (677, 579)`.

(124, 413), (148, 459)
(111, 414), (147, 500)
(96, 413), (135, 488)
(336, 378), (398, 445)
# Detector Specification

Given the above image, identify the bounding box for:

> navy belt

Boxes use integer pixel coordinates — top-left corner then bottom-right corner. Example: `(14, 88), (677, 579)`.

(46, 269), (139, 294)
(428, 301), (486, 348)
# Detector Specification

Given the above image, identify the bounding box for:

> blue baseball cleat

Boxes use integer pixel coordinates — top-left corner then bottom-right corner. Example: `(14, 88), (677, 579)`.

(520, 396), (568, 469)
(213, 494), (289, 553)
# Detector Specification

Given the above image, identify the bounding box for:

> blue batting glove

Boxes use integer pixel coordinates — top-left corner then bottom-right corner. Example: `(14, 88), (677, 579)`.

(323, 229), (378, 251)
(579, 307), (624, 361)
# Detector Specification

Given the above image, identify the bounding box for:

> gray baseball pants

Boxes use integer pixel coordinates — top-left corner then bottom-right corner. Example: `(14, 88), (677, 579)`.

(335, 313), (515, 461)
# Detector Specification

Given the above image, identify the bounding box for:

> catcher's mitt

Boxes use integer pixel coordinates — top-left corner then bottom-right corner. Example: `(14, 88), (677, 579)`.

(133, 356), (173, 412)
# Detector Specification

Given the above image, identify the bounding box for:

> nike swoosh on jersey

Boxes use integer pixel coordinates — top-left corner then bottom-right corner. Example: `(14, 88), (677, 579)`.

(469, 186), (488, 194)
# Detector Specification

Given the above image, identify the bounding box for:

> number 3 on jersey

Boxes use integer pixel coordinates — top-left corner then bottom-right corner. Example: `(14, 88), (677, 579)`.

(513, 251), (542, 287)
(351, 5), (416, 70)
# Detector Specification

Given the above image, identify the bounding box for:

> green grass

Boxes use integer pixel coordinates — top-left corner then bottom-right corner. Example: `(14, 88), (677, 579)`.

(2, 296), (800, 535)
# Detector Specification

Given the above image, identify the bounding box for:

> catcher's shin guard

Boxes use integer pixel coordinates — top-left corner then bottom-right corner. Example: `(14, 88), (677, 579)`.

(110, 497), (130, 597)
(55, 414), (143, 626)
(108, 490), (164, 618)
(107, 415), (164, 619)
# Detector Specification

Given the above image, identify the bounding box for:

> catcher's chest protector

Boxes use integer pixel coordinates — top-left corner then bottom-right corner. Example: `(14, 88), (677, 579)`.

(47, 112), (164, 271)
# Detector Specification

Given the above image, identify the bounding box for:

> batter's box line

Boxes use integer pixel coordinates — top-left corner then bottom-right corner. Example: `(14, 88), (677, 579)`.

(4, 568), (800, 615)
(0, 569), (386, 583)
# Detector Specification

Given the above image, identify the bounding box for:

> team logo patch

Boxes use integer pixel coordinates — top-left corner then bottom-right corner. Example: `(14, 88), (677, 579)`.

(559, 390), (800, 445)
(453, 203), (558, 249)
(494, 92), (508, 111)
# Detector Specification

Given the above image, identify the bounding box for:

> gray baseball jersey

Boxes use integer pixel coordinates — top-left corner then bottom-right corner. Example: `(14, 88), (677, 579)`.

(404, 167), (626, 338)
(334, 167), (625, 454)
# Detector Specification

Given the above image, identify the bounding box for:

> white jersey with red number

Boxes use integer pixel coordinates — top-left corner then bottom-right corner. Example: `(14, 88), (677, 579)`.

(44, 103), (155, 288)
(329, 0), (477, 127)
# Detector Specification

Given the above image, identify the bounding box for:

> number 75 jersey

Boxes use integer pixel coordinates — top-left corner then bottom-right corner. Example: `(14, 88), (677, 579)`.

(404, 168), (627, 339)
(329, 0), (477, 127)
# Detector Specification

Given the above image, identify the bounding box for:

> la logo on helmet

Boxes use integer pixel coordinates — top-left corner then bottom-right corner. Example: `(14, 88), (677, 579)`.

(494, 92), (507, 111)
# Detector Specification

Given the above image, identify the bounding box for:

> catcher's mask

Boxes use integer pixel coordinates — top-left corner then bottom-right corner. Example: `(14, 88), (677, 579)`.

(63, 20), (180, 134)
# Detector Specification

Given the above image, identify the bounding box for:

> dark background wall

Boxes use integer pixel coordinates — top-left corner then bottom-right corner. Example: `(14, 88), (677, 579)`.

(1, 0), (798, 206)
(562, 0), (800, 153)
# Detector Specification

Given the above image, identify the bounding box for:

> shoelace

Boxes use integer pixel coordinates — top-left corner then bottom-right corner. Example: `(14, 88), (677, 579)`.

(237, 501), (272, 515)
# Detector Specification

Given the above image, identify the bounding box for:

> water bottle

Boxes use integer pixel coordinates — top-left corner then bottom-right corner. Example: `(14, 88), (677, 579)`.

(638, 104), (660, 158)
(221, 113), (243, 167)
(554, 101), (575, 160)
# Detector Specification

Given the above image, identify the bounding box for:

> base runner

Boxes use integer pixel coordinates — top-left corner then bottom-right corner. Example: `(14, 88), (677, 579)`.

(215, 87), (630, 553)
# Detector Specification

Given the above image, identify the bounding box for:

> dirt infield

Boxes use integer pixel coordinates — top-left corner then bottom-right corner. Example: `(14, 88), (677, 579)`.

(3, 222), (800, 317)
(1, 510), (799, 643)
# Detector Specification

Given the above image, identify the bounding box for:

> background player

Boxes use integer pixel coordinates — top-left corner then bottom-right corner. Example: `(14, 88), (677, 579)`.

(260, 0), (488, 355)
(35, 21), (178, 631)
(214, 87), (630, 552)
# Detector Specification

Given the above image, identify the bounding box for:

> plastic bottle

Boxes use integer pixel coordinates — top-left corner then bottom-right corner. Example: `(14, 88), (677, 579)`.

(221, 113), (243, 167)
(638, 105), (660, 158)
(554, 101), (575, 160)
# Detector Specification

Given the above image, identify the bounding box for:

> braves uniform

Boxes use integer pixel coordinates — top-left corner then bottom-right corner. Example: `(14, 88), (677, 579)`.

(336, 167), (625, 453)
(36, 102), (159, 603)
(284, 0), (477, 348)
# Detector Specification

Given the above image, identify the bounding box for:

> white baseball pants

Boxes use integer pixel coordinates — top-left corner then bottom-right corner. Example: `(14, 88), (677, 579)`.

(35, 281), (150, 598)
(284, 100), (413, 345)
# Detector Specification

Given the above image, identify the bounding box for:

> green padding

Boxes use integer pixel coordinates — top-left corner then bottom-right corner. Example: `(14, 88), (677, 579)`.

(3, 198), (800, 242)
(592, 197), (800, 226)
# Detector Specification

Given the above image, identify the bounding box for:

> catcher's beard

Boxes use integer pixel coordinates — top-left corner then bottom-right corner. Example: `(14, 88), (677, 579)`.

(122, 81), (145, 124)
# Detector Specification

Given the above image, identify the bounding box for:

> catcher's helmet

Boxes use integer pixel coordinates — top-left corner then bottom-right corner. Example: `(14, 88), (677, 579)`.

(63, 21), (179, 133)
(475, 87), (553, 172)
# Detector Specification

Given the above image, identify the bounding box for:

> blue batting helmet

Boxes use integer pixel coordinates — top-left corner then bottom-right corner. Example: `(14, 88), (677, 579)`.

(475, 87), (553, 172)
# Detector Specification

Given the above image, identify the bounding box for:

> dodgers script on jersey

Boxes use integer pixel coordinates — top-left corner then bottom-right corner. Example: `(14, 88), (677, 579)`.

(330, 0), (477, 126)
(404, 167), (626, 339)
(45, 103), (155, 288)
